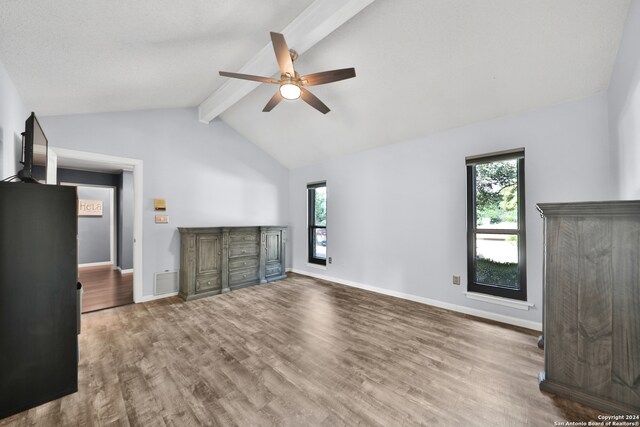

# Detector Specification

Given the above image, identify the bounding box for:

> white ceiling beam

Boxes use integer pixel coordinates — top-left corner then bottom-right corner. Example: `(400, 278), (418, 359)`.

(198, 0), (375, 123)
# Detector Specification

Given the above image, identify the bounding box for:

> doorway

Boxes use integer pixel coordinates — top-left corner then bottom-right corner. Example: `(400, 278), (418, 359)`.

(70, 184), (116, 268)
(64, 181), (131, 312)
(48, 147), (144, 304)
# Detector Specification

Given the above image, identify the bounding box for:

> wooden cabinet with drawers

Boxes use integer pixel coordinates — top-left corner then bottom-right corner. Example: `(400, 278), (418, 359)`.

(226, 227), (261, 291)
(537, 201), (640, 414)
(178, 226), (286, 300)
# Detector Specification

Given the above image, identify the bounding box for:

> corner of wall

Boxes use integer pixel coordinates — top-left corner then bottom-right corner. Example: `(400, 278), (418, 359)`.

(0, 59), (27, 179)
(606, 0), (640, 200)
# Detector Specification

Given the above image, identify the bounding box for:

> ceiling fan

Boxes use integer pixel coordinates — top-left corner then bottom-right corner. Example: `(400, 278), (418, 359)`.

(219, 32), (356, 114)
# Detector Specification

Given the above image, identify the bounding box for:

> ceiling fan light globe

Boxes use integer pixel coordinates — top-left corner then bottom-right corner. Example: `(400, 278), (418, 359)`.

(280, 83), (301, 100)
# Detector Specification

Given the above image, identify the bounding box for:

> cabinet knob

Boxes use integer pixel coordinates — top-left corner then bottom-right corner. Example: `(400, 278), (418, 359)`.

(242, 250), (246, 254)
(207, 281), (212, 285)
(243, 262), (247, 265)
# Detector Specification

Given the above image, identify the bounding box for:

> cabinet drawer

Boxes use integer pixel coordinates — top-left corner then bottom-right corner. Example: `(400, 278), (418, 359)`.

(265, 262), (282, 277)
(229, 232), (259, 245)
(229, 267), (259, 285)
(228, 256), (259, 271)
(195, 274), (221, 293)
(229, 244), (259, 258)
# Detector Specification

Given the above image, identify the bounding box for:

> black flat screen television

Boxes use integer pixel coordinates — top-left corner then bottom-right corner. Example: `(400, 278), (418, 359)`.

(18, 112), (48, 183)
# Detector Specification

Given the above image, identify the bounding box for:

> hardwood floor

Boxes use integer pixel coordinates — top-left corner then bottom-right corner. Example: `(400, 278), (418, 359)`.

(79, 264), (133, 313)
(1, 273), (606, 426)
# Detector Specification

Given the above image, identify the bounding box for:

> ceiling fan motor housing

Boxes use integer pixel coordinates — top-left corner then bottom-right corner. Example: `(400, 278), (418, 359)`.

(218, 32), (355, 114)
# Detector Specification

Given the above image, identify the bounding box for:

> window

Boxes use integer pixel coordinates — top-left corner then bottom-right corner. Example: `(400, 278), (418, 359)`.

(308, 182), (327, 265)
(466, 149), (526, 300)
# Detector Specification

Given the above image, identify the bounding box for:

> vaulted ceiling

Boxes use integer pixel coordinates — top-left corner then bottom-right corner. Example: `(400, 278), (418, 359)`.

(0, 0), (631, 168)
(0, 0), (314, 114)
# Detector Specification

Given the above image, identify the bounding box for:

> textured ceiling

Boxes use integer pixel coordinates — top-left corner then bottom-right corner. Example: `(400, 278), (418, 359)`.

(0, 0), (314, 115)
(0, 0), (631, 169)
(220, 0), (630, 168)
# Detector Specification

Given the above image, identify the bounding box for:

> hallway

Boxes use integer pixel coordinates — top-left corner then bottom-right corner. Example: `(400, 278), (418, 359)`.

(79, 265), (133, 313)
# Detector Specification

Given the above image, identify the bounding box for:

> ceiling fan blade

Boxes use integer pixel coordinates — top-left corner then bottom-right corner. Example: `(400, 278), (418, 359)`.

(219, 71), (279, 84)
(263, 91), (283, 112)
(270, 32), (295, 77)
(300, 68), (356, 86)
(300, 87), (330, 114)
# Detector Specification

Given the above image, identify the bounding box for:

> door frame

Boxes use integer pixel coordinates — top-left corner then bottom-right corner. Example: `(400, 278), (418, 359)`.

(49, 147), (144, 303)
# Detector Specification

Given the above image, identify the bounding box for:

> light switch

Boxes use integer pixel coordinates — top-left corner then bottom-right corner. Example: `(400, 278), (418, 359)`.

(155, 215), (169, 224)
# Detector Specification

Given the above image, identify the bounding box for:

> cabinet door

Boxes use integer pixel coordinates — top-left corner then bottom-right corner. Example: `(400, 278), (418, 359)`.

(264, 231), (283, 278)
(265, 232), (282, 263)
(197, 234), (222, 275)
(265, 231), (282, 263)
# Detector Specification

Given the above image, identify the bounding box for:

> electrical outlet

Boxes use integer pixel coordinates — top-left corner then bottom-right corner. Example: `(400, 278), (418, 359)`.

(328, 257), (332, 264)
(452, 275), (460, 285)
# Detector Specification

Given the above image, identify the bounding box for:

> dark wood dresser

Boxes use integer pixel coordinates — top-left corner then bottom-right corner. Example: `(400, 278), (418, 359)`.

(537, 201), (640, 414)
(178, 226), (286, 300)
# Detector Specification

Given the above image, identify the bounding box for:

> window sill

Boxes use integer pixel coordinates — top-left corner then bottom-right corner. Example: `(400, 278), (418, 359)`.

(465, 292), (534, 311)
(306, 263), (327, 271)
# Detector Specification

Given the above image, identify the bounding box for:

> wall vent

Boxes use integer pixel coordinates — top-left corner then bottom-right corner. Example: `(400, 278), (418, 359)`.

(154, 271), (178, 295)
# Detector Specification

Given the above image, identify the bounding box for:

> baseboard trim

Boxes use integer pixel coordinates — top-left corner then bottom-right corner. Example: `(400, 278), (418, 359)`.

(116, 267), (134, 274)
(137, 292), (179, 303)
(290, 269), (542, 331)
(79, 261), (113, 268)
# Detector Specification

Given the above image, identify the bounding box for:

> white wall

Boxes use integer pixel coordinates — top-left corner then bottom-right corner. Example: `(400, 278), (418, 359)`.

(41, 108), (289, 298)
(0, 59), (27, 179)
(289, 94), (613, 328)
(76, 186), (113, 264)
(608, 0), (640, 200)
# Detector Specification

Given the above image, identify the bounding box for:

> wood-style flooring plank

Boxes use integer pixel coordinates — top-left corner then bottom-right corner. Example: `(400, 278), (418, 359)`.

(79, 264), (133, 313)
(1, 273), (608, 426)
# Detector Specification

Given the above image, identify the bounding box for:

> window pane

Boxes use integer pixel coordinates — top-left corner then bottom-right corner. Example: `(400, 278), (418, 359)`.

(475, 159), (518, 229)
(313, 228), (326, 259)
(475, 233), (519, 289)
(314, 187), (326, 226)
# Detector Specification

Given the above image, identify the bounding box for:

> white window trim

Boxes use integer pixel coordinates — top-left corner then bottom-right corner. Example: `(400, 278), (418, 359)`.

(306, 263), (327, 270)
(465, 292), (534, 311)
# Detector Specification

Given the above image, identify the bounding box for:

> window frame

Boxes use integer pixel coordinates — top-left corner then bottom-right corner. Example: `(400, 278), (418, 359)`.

(466, 149), (527, 301)
(307, 182), (327, 266)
